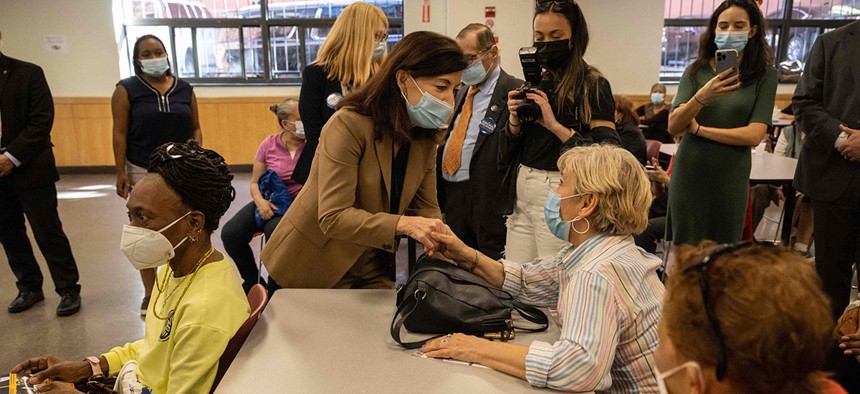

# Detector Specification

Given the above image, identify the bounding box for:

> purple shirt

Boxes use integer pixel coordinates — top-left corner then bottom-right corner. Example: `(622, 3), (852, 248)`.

(255, 134), (305, 198)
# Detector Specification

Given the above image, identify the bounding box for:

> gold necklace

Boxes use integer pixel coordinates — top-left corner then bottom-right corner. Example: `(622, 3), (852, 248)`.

(152, 247), (214, 320)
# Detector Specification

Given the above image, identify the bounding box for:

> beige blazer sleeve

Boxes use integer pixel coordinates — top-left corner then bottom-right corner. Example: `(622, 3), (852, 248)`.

(405, 157), (442, 220)
(315, 112), (399, 250)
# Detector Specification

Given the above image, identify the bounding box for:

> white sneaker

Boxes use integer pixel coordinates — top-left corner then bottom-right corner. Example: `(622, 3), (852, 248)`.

(140, 296), (150, 316)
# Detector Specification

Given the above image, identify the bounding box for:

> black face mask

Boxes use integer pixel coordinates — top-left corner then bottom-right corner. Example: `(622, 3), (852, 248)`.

(535, 39), (571, 69)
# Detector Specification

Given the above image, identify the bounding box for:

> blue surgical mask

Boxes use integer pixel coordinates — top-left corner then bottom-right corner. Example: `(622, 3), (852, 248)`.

(372, 43), (386, 61)
(544, 190), (583, 242)
(402, 75), (454, 129)
(461, 60), (488, 86)
(140, 57), (170, 77)
(714, 31), (749, 51)
(651, 92), (665, 104)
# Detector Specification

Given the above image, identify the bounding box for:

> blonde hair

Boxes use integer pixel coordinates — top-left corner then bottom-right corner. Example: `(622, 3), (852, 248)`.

(314, 2), (388, 88)
(556, 144), (651, 235)
(665, 243), (833, 394)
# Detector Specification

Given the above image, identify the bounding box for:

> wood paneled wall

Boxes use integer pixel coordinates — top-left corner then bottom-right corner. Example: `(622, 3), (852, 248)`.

(50, 93), (793, 167)
(52, 96), (292, 167)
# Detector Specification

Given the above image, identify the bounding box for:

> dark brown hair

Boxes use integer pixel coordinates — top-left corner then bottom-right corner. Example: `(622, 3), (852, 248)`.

(613, 95), (639, 125)
(338, 31), (467, 145)
(691, 0), (773, 85)
(665, 242), (833, 394)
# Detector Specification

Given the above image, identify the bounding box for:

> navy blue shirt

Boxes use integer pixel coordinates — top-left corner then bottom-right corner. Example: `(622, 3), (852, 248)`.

(118, 75), (194, 168)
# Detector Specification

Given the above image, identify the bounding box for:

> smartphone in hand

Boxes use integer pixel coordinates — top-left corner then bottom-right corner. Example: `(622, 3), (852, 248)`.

(716, 49), (739, 78)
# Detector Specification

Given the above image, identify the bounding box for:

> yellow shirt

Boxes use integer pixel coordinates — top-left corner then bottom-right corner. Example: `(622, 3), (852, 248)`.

(102, 258), (250, 394)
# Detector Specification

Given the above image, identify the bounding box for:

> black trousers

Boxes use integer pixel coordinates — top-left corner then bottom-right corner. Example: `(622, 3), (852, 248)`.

(812, 194), (860, 320)
(441, 179), (506, 260)
(0, 180), (80, 295)
(221, 201), (282, 294)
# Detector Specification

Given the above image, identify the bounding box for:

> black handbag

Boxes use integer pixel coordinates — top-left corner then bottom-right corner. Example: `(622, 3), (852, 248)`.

(390, 255), (549, 349)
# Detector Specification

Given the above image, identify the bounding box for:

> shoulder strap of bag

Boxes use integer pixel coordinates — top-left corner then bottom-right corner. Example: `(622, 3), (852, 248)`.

(512, 300), (549, 332)
(390, 288), (443, 349)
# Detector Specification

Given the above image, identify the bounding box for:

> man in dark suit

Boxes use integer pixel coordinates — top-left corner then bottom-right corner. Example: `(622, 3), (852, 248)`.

(792, 21), (860, 321)
(0, 34), (82, 316)
(437, 24), (524, 260)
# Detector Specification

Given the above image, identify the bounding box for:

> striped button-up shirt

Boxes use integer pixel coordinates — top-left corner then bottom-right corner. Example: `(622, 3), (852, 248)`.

(502, 234), (665, 392)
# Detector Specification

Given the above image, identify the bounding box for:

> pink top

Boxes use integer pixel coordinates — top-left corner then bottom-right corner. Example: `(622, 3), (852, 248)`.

(255, 134), (305, 198)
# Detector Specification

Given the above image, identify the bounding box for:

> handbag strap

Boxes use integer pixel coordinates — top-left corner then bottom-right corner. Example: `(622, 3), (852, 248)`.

(390, 288), (444, 349)
(512, 300), (549, 332)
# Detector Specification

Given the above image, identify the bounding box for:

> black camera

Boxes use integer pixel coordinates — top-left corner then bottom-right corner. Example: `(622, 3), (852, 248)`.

(515, 47), (553, 124)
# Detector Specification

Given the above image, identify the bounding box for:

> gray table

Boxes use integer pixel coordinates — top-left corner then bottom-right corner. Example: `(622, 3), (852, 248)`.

(215, 289), (559, 393)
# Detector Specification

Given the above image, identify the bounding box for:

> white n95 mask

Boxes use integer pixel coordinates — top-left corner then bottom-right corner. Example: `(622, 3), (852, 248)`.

(121, 211), (191, 270)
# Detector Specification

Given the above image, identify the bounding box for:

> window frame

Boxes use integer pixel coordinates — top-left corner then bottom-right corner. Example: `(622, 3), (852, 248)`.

(661, 0), (857, 84)
(121, 1), (404, 86)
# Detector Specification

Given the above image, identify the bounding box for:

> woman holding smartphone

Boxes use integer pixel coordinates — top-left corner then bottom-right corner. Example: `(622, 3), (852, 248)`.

(501, 0), (620, 263)
(666, 0), (777, 245)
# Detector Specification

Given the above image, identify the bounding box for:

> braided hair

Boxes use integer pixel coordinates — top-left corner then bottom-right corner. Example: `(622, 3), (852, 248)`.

(148, 140), (235, 233)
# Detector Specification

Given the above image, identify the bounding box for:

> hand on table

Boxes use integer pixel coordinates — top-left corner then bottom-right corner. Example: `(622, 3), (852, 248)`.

(0, 154), (14, 177)
(837, 125), (860, 161)
(421, 333), (488, 364)
(10, 355), (91, 385)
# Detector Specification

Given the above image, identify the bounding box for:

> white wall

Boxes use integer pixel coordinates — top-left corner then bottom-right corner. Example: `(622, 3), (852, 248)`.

(0, 0), (121, 97)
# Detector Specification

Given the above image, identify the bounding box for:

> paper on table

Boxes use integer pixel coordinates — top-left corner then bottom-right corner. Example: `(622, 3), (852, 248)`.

(412, 350), (490, 369)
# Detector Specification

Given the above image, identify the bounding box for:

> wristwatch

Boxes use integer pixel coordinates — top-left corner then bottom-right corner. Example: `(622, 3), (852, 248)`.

(84, 356), (104, 380)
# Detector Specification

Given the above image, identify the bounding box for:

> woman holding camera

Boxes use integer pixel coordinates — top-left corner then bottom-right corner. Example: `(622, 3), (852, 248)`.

(501, 0), (620, 263)
(666, 0), (777, 245)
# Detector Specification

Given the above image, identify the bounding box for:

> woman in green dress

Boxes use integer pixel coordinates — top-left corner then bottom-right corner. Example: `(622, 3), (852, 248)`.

(666, 0), (777, 245)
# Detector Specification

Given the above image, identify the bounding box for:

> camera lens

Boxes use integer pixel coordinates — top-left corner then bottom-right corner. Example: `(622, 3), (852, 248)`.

(517, 102), (542, 123)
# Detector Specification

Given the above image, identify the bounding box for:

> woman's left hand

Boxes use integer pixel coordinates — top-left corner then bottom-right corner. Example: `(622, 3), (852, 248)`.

(421, 333), (487, 364)
(525, 89), (562, 132)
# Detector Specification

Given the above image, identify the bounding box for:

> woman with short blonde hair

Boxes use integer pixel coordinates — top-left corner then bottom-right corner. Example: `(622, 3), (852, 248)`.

(655, 242), (844, 393)
(292, 2), (389, 185)
(427, 144), (664, 392)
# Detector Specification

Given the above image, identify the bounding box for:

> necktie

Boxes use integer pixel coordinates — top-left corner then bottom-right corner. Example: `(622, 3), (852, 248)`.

(443, 86), (480, 176)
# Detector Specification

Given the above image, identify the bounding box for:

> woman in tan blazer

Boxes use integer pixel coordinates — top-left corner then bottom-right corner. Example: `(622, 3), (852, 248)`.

(262, 31), (468, 289)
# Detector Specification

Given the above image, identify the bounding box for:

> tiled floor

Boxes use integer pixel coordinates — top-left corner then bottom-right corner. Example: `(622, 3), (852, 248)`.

(0, 172), (416, 372)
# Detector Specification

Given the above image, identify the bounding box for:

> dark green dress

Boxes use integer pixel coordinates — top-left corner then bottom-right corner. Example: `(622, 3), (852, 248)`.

(666, 65), (777, 245)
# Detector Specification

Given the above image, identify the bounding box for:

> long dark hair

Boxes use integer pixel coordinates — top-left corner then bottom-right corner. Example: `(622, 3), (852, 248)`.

(338, 31), (467, 145)
(132, 34), (173, 77)
(535, 0), (603, 124)
(692, 0), (772, 85)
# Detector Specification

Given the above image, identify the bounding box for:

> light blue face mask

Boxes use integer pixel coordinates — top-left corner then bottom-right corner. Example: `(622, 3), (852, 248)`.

(140, 57), (170, 77)
(651, 92), (665, 104)
(461, 49), (492, 86)
(402, 75), (454, 129)
(372, 43), (386, 61)
(544, 190), (584, 242)
(714, 31), (749, 51)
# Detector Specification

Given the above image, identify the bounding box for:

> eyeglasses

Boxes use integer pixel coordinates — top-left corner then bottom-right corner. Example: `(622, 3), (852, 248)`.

(682, 240), (779, 381)
(465, 46), (494, 63)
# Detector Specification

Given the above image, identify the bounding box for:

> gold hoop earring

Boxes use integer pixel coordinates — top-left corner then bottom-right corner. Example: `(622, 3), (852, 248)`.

(572, 216), (590, 234)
